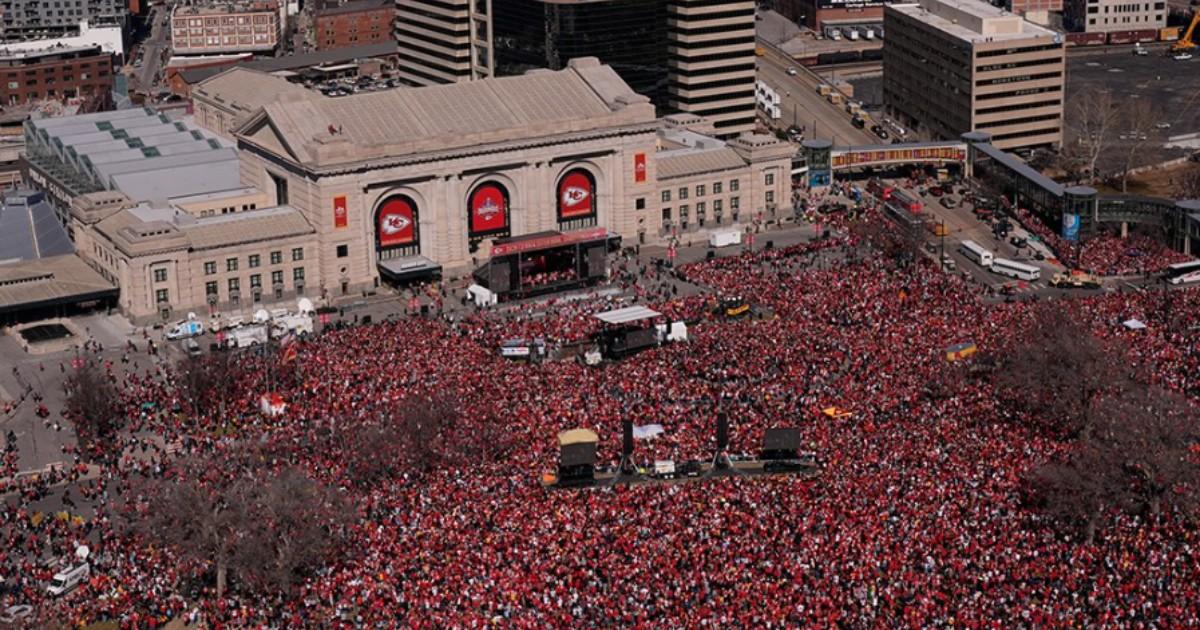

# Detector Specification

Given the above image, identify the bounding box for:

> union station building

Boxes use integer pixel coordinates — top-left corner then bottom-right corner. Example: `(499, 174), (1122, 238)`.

(56, 58), (793, 322)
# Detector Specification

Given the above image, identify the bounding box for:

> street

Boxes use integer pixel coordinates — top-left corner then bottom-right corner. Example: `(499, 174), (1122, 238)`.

(756, 42), (878, 146)
(131, 4), (171, 94)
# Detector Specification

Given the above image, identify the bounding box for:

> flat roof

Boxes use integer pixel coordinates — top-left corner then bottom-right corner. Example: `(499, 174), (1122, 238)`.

(975, 142), (1063, 196)
(0, 254), (115, 315)
(0, 190), (72, 261)
(889, 0), (1058, 43)
(594, 305), (663, 325)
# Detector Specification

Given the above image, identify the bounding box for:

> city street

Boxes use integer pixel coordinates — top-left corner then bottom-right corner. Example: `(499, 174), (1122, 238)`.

(756, 42), (878, 146)
(132, 4), (170, 93)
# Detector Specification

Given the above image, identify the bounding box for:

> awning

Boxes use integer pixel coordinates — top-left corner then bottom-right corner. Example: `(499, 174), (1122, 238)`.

(1123, 319), (1147, 330)
(593, 305), (663, 325)
(557, 428), (599, 447)
(377, 256), (441, 283)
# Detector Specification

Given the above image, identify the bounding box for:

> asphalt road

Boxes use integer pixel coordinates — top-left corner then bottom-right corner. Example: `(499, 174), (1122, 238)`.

(756, 44), (879, 146)
(133, 4), (171, 93)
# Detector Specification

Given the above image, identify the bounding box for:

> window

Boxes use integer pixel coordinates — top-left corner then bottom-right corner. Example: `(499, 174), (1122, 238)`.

(661, 190), (671, 202)
(698, 185), (708, 198)
(153, 268), (167, 283)
(662, 207), (672, 221)
(155, 289), (169, 303)
(250, 274), (262, 288)
(714, 199), (723, 213)
(205, 281), (218, 296)
(272, 270), (284, 285)
(730, 196), (740, 210)
(293, 267), (305, 282)
(713, 181), (723, 194)
(248, 254), (260, 268)
(228, 278), (240, 292)
(678, 187), (689, 200)
(337, 244), (349, 258)
(226, 257), (238, 272)
(766, 191), (775, 204)
(291, 247), (304, 261)
(635, 197), (646, 210)
(730, 179), (739, 192)
(679, 204), (689, 218)
(765, 173), (775, 186)
(204, 261), (216, 275)
(270, 250), (282, 265)
(270, 172), (288, 205)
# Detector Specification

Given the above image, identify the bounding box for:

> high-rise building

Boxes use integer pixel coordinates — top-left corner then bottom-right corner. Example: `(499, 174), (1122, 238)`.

(170, 0), (283, 55)
(492, 0), (668, 106)
(394, 0), (492, 86)
(0, 0), (128, 42)
(665, 0), (757, 135)
(883, 0), (1064, 153)
(489, 0), (755, 136)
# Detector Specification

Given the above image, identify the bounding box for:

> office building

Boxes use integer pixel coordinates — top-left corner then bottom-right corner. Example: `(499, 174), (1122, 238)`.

(492, 0), (668, 107)
(170, 0), (283, 55)
(394, 0), (492, 85)
(884, 0), (1064, 152)
(666, 0), (757, 136)
(0, 45), (114, 107)
(312, 0), (392, 51)
(0, 0), (127, 41)
(1063, 0), (1164, 33)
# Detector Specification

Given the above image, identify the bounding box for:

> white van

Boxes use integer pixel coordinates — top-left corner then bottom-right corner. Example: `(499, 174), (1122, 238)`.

(47, 562), (89, 596)
(226, 324), (269, 349)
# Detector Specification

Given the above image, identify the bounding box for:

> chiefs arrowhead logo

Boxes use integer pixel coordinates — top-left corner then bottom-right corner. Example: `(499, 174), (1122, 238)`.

(381, 213), (411, 234)
(562, 186), (589, 207)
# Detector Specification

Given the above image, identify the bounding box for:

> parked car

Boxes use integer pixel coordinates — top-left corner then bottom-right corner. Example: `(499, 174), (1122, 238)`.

(939, 196), (957, 209)
(1010, 236), (1028, 248)
(928, 186), (945, 197)
(0, 605), (32, 624)
(871, 125), (890, 140)
(851, 116), (866, 129)
(787, 66), (798, 75)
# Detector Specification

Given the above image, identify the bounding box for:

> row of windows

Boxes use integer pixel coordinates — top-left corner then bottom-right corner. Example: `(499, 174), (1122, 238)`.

(977, 113), (1061, 130)
(975, 98), (1061, 116)
(975, 71), (1061, 87)
(202, 268), (306, 295)
(975, 43), (1063, 58)
(662, 196), (742, 220)
(200, 248), (304, 276)
(662, 178), (742, 203)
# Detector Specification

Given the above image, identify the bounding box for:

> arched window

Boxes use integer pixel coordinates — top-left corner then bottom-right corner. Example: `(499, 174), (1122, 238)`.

(557, 168), (597, 222)
(375, 194), (419, 256)
(467, 181), (511, 239)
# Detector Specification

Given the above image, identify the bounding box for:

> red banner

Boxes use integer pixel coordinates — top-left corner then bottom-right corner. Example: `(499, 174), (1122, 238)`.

(558, 169), (595, 220)
(377, 196), (416, 248)
(491, 226), (608, 258)
(333, 195), (348, 229)
(469, 182), (509, 235)
(634, 153), (646, 183)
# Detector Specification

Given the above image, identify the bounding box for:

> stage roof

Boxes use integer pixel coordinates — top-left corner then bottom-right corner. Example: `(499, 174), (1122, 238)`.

(558, 428), (599, 446)
(593, 305), (663, 325)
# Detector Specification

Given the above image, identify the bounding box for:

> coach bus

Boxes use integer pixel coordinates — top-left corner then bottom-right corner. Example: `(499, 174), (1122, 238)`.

(959, 240), (994, 268)
(1164, 260), (1200, 285)
(991, 258), (1041, 281)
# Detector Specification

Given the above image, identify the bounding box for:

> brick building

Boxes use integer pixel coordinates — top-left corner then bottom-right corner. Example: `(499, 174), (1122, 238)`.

(170, 0), (282, 55)
(312, 0), (390, 51)
(0, 45), (113, 106)
(774, 0), (885, 33)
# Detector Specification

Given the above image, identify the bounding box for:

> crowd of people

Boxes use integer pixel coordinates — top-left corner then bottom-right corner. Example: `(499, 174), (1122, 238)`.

(1010, 206), (1190, 276)
(1, 218), (1200, 627)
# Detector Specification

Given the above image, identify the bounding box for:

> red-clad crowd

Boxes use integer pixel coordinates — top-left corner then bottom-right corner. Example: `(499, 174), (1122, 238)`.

(3, 231), (1200, 627)
(1011, 207), (1191, 276)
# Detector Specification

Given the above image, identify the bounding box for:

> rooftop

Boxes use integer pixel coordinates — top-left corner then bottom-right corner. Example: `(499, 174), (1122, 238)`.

(237, 57), (656, 170)
(173, 0), (278, 15)
(889, 0), (1058, 43)
(95, 203), (315, 257)
(0, 190), (73, 262)
(314, 0), (391, 16)
(0, 254), (115, 315)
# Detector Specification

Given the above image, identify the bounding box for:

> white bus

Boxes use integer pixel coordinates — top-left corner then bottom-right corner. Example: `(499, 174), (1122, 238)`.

(1164, 260), (1200, 285)
(959, 240), (994, 268)
(991, 258), (1041, 281)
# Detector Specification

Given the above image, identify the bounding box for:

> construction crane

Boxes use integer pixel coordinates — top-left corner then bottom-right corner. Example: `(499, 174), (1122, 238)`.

(1174, 11), (1200, 51)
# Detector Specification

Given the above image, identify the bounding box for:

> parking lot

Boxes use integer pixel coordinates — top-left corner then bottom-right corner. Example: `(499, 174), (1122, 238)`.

(1066, 50), (1200, 172)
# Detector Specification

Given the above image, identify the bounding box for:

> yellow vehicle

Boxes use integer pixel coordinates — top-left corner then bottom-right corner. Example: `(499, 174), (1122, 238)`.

(1050, 272), (1101, 289)
(755, 45), (766, 57)
(1174, 12), (1199, 51)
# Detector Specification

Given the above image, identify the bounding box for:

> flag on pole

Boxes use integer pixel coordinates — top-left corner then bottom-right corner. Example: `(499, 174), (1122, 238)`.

(279, 332), (298, 365)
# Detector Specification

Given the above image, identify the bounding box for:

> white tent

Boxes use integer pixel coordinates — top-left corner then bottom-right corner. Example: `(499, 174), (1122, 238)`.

(1123, 319), (1147, 330)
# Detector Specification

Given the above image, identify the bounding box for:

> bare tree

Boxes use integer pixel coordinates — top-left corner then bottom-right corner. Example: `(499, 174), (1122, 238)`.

(1092, 386), (1200, 520)
(1117, 99), (1160, 193)
(121, 451), (254, 598)
(1065, 87), (1121, 184)
(234, 467), (352, 595)
(994, 303), (1124, 438)
(174, 352), (240, 418)
(1027, 441), (1129, 544)
(1176, 163), (1200, 199)
(62, 359), (124, 459)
